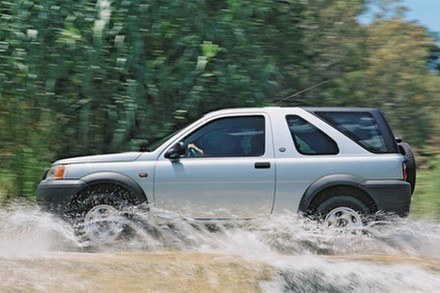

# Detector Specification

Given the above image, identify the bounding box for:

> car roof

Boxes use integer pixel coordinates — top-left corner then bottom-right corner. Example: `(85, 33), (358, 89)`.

(303, 107), (380, 113)
(205, 107), (380, 117)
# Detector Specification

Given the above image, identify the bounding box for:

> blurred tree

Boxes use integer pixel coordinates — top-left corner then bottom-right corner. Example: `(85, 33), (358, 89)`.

(428, 44), (440, 72)
(0, 0), (438, 197)
(326, 6), (439, 146)
(365, 19), (438, 144)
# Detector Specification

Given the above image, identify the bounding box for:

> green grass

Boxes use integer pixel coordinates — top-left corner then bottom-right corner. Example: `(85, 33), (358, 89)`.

(0, 173), (15, 205)
(410, 156), (440, 219)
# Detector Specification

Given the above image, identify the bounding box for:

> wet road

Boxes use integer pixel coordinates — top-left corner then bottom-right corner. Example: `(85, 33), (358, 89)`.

(1, 203), (439, 292)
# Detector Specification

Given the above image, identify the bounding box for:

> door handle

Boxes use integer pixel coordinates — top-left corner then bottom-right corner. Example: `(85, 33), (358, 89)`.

(254, 162), (271, 169)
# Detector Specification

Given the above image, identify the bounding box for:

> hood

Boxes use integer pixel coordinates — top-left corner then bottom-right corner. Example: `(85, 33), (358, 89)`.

(55, 152), (143, 165)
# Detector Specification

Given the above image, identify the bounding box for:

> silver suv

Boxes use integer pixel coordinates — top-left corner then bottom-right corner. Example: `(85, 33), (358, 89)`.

(37, 107), (415, 243)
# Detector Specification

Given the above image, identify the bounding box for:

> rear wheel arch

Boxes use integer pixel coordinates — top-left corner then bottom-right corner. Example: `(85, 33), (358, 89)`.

(299, 175), (377, 216)
(309, 185), (377, 216)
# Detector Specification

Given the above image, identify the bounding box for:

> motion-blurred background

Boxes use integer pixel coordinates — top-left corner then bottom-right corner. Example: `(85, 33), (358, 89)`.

(0, 0), (439, 214)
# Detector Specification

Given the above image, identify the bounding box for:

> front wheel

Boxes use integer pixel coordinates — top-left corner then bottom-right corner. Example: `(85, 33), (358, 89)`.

(316, 196), (369, 229)
(72, 191), (132, 245)
(82, 200), (125, 244)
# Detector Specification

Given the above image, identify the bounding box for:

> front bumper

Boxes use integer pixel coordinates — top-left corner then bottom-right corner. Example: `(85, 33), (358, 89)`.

(361, 179), (412, 216)
(36, 179), (88, 214)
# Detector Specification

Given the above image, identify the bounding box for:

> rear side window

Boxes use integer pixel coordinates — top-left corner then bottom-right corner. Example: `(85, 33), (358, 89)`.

(286, 115), (339, 155)
(316, 112), (386, 153)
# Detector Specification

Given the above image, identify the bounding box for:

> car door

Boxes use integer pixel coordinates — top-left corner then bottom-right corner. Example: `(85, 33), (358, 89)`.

(154, 114), (275, 218)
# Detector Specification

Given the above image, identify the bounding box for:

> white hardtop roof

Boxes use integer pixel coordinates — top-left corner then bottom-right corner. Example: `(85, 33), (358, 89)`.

(204, 107), (300, 117)
(204, 106), (379, 118)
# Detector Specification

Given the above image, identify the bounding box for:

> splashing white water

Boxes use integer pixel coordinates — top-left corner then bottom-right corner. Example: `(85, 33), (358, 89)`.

(0, 202), (439, 291)
(0, 202), (79, 256)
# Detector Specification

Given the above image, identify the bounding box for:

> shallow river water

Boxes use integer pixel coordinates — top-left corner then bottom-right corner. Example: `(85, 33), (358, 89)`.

(0, 202), (439, 292)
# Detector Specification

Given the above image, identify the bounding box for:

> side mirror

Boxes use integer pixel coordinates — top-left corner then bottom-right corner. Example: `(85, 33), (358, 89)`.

(165, 141), (185, 159)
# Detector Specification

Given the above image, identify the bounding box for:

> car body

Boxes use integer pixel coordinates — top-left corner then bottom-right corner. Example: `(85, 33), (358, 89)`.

(37, 107), (414, 241)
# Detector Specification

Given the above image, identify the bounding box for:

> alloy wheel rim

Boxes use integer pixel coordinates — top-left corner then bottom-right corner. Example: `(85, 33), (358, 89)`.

(324, 207), (363, 229)
(84, 204), (123, 244)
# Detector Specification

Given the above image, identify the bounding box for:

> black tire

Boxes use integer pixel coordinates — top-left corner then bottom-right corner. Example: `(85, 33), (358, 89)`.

(399, 142), (416, 194)
(71, 185), (133, 245)
(316, 196), (369, 228)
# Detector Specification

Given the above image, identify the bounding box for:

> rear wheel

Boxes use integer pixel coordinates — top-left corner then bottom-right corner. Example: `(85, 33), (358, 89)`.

(316, 196), (369, 229)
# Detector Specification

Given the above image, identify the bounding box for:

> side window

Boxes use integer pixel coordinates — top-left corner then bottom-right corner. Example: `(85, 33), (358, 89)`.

(315, 112), (387, 153)
(183, 116), (265, 157)
(286, 115), (339, 155)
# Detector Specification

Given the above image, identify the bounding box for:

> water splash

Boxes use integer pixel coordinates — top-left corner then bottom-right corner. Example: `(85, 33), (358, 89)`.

(0, 201), (80, 256)
(0, 202), (439, 291)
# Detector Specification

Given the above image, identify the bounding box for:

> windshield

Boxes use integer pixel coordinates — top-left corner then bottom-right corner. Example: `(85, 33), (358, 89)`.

(145, 119), (197, 152)
(145, 129), (181, 152)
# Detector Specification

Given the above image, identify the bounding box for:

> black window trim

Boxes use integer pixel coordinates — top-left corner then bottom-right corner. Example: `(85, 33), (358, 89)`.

(314, 111), (389, 154)
(180, 115), (267, 158)
(285, 114), (340, 156)
(304, 107), (399, 154)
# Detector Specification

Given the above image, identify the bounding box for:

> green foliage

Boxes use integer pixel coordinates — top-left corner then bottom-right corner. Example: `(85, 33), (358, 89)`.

(411, 156), (440, 219)
(0, 0), (438, 197)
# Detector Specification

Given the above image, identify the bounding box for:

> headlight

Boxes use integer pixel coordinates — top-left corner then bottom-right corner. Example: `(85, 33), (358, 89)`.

(46, 165), (66, 180)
